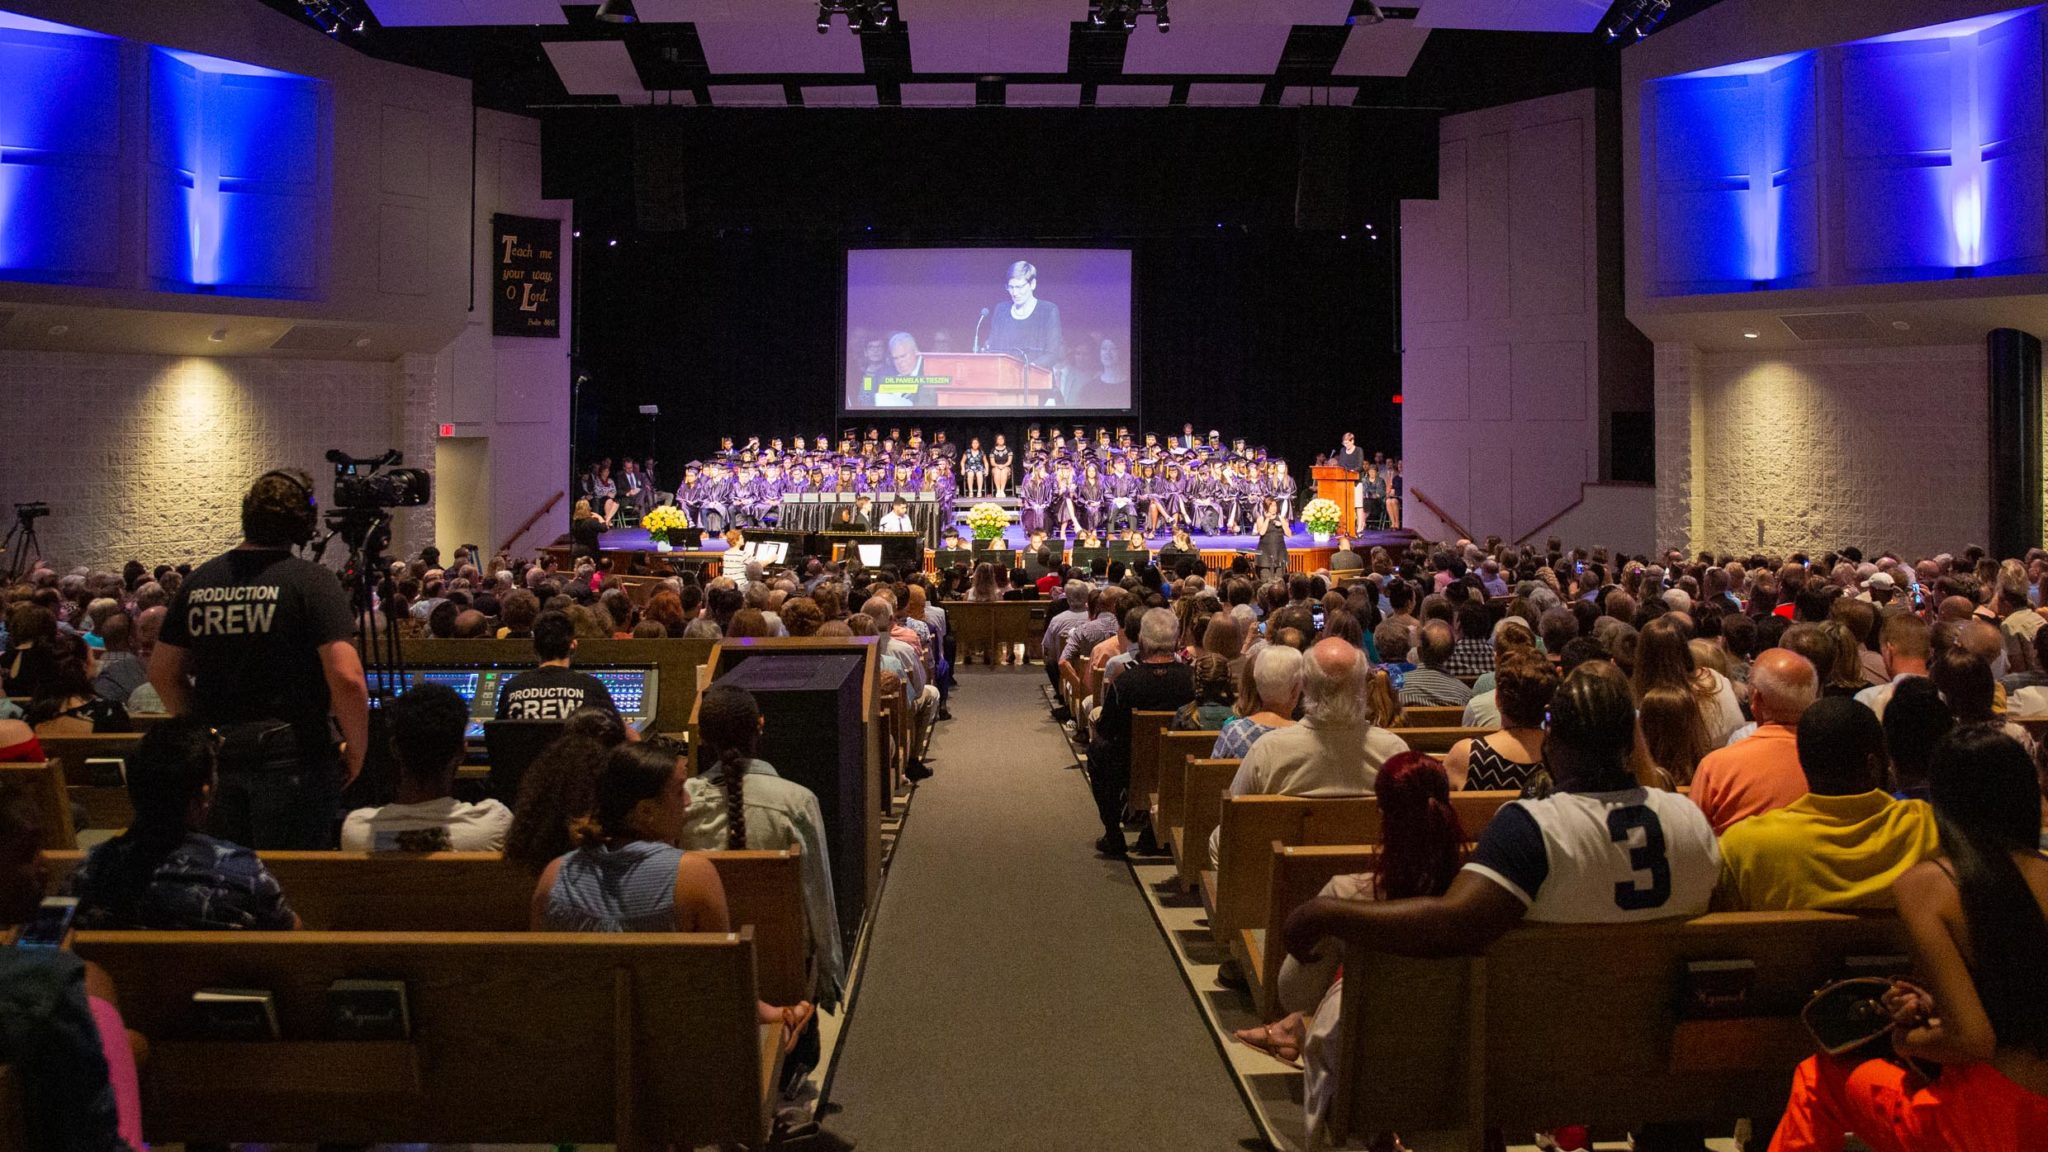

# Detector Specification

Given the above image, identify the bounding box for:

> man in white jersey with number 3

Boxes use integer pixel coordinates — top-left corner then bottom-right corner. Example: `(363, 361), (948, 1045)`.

(1284, 660), (1719, 1148)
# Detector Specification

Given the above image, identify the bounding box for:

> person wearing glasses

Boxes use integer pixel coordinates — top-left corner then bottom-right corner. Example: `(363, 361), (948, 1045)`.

(983, 260), (1064, 398)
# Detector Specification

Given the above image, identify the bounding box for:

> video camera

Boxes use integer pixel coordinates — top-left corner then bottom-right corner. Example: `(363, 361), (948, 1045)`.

(327, 449), (431, 510)
(14, 502), (48, 521)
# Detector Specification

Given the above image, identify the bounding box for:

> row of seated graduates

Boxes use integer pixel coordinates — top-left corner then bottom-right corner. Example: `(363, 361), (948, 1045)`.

(0, 588), (902, 1149)
(1040, 555), (2036, 1152)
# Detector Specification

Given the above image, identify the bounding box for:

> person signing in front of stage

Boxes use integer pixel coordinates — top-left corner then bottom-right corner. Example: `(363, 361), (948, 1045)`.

(148, 469), (370, 850)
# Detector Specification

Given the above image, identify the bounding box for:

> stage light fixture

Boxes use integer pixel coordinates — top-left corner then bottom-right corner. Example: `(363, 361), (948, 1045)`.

(298, 0), (367, 37)
(815, 0), (897, 34)
(1603, 0), (1671, 43)
(595, 0), (639, 23)
(1087, 0), (1168, 33)
(1354, 2), (1386, 25)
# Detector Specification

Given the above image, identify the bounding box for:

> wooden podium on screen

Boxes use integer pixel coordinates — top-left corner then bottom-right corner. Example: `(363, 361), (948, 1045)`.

(915, 352), (1056, 408)
(1311, 465), (1359, 536)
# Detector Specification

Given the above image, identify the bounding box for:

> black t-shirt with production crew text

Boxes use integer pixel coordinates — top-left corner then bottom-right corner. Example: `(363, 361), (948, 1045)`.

(159, 548), (357, 739)
(494, 665), (616, 721)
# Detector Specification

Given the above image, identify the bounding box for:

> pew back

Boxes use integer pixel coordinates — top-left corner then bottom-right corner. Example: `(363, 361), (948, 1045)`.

(41, 849), (811, 1004)
(1248, 843), (1377, 1019)
(1206, 791), (1518, 946)
(0, 759), (73, 849)
(1328, 912), (1910, 1147)
(1175, 757), (1241, 890)
(1125, 710), (1174, 824)
(1387, 726), (1496, 754)
(31, 733), (143, 835)
(1396, 705), (1465, 728)
(941, 600), (1042, 664)
(74, 930), (779, 1148)
(1148, 728), (1220, 844)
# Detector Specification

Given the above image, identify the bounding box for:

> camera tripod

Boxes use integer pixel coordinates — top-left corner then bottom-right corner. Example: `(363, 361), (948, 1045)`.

(2, 509), (43, 583)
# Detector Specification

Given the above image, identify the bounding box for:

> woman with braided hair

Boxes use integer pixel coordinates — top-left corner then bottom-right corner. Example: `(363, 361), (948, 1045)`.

(680, 685), (845, 1013)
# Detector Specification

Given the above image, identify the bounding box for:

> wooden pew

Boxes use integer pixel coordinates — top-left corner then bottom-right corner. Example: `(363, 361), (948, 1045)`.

(942, 600), (1041, 666)
(74, 929), (784, 1148)
(0, 1065), (21, 1152)
(1325, 911), (1910, 1149)
(32, 732), (144, 834)
(1245, 843), (1377, 1019)
(1148, 728), (1222, 847)
(42, 849), (812, 1005)
(1202, 792), (1519, 949)
(1174, 757), (1241, 892)
(1387, 726), (1496, 754)
(1124, 710), (1174, 828)
(991, 600), (1041, 665)
(0, 759), (74, 849)
(1396, 705), (1466, 728)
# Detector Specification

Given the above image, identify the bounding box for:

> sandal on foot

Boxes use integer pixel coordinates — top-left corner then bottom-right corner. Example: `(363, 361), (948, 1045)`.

(1233, 1021), (1303, 1067)
(780, 1002), (816, 1054)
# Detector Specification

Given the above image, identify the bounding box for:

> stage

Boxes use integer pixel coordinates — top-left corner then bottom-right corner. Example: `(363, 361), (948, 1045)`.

(569, 523), (1418, 577)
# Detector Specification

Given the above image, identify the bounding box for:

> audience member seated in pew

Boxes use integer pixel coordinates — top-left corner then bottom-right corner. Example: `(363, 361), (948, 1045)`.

(1234, 751), (1466, 1075)
(503, 707), (632, 872)
(681, 686), (845, 1011)
(26, 634), (129, 738)
(1210, 640), (1408, 868)
(1090, 609), (1195, 859)
(340, 683), (511, 852)
(1880, 679), (1952, 803)
(1714, 699), (1938, 914)
(88, 614), (149, 709)
(1396, 621), (1472, 708)
(0, 715), (40, 762)
(1443, 650), (1555, 793)
(1214, 645), (1302, 760)
(1282, 662), (1719, 1151)
(1171, 653), (1237, 733)
(0, 784), (144, 1152)
(1691, 649), (1818, 833)
(1769, 727), (2048, 1151)
(64, 719), (298, 931)
(529, 741), (815, 1054)
(495, 611), (618, 721)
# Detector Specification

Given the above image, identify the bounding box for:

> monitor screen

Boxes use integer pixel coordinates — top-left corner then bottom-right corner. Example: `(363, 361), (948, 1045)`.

(844, 247), (1133, 413)
(591, 669), (654, 719)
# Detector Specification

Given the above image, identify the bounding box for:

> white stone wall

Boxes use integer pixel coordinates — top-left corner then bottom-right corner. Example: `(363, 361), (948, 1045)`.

(1654, 343), (1989, 559)
(0, 350), (408, 572)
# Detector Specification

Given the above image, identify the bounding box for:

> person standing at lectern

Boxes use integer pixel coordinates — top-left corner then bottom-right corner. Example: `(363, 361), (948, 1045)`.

(878, 499), (916, 534)
(984, 260), (1064, 383)
(1333, 432), (1364, 527)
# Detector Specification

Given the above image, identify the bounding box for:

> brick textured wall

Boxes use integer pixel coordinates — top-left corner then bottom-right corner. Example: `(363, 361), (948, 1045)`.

(1681, 344), (1988, 558)
(0, 350), (411, 572)
(1652, 341), (1702, 554)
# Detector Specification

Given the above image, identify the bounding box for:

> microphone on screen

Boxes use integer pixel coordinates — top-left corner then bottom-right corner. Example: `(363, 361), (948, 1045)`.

(973, 307), (990, 353)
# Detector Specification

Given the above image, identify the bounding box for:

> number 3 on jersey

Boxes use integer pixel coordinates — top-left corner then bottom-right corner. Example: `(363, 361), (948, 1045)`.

(1606, 805), (1672, 911)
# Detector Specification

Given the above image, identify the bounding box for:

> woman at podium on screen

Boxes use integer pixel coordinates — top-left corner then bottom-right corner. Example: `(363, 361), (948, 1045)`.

(981, 260), (1064, 385)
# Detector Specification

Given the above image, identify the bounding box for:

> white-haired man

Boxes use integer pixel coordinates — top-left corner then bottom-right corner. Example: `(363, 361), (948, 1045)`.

(1210, 638), (1409, 867)
(1088, 608), (1195, 858)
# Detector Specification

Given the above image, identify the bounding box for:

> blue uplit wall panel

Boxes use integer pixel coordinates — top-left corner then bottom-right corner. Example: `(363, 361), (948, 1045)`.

(1646, 52), (1820, 295)
(145, 47), (328, 299)
(0, 14), (121, 286)
(1839, 7), (2046, 282)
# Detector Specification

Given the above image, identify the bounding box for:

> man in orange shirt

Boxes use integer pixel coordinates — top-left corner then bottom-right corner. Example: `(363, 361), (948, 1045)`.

(1690, 648), (1817, 833)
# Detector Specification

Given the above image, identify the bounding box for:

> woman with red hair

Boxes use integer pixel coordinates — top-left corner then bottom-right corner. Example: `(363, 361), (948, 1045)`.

(1234, 750), (1467, 1140)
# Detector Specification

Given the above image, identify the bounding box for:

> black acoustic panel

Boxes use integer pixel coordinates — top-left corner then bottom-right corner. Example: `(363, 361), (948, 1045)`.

(631, 109), (689, 232)
(1295, 106), (1352, 230)
(1989, 327), (2043, 558)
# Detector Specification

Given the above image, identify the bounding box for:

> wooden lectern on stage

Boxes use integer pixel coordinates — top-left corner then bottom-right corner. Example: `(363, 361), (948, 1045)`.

(1311, 465), (1359, 536)
(913, 352), (1057, 408)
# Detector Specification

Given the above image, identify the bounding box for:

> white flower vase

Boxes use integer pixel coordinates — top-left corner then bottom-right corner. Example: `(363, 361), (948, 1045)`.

(1311, 531), (1332, 546)
(655, 538), (674, 553)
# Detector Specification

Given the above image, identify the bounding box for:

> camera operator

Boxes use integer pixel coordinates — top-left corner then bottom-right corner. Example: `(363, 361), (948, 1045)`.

(147, 470), (370, 849)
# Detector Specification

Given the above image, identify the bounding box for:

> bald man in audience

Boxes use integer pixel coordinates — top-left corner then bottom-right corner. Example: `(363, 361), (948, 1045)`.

(1210, 639), (1409, 867)
(451, 610), (491, 639)
(1398, 620), (1472, 707)
(1689, 649), (1818, 833)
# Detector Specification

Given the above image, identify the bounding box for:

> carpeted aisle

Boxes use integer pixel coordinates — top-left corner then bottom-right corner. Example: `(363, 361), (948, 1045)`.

(825, 663), (1261, 1151)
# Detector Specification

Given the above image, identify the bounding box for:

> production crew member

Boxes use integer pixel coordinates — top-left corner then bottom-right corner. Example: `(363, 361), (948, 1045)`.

(149, 469), (370, 849)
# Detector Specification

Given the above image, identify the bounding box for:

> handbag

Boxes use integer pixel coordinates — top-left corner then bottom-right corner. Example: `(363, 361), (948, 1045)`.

(1800, 977), (1936, 1079)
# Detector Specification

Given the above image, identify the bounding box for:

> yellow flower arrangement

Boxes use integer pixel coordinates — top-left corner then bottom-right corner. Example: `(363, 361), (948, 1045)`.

(642, 504), (689, 544)
(965, 502), (1011, 541)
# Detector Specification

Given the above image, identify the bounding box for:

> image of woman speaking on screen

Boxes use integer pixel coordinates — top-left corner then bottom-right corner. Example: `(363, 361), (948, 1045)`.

(983, 260), (1063, 375)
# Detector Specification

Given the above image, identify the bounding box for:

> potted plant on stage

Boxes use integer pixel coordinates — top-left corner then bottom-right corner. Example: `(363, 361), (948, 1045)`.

(642, 505), (689, 553)
(966, 502), (1010, 544)
(1302, 497), (1341, 546)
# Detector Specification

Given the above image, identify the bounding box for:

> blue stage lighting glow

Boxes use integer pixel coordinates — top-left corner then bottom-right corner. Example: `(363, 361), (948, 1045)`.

(0, 10), (120, 284)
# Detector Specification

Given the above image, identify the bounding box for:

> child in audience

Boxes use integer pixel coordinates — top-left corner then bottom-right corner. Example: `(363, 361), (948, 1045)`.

(1768, 726), (2048, 1150)
(502, 707), (629, 872)
(1172, 653), (1237, 732)
(66, 718), (298, 930)
(528, 740), (813, 1051)
(0, 783), (144, 1152)
(340, 683), (511, 852)
(680, 685), (845, 1012)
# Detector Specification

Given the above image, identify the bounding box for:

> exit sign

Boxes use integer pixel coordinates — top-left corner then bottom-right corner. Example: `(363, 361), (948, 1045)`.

(438, 423), (455, 437)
